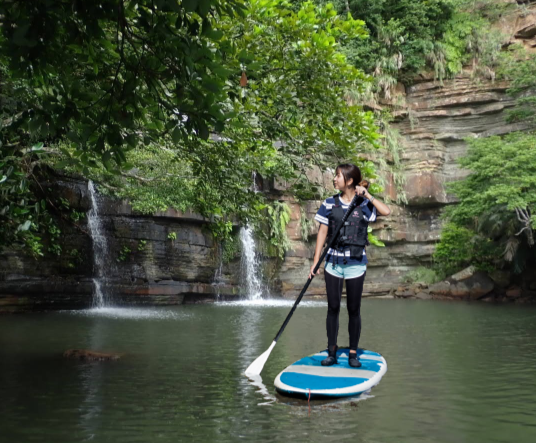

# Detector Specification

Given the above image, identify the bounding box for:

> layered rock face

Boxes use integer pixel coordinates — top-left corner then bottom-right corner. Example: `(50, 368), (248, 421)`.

(0, 176), (241, 312)
(277, 72), (529, 298)
(373, 74), (524, 291)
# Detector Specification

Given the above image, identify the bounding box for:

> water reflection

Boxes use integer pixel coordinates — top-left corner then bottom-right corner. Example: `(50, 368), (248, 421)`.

(68, 307), (187, 320)
(216, 299), (327, 308)
(78, 317), (106, 440)
(245, 374), (277, 406)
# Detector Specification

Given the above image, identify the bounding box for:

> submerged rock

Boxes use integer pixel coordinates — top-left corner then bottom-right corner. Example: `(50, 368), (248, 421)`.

(63, 349), (122, 361)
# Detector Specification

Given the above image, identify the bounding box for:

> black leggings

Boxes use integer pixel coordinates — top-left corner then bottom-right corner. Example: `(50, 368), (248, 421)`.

(325, 270), (366, 351)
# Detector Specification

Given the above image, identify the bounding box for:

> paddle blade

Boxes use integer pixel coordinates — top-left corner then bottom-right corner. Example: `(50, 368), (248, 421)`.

(245, 341), (276, 376)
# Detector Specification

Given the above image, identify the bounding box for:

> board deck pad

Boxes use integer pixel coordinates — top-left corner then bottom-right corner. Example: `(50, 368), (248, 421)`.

(274, 348), (387, 398)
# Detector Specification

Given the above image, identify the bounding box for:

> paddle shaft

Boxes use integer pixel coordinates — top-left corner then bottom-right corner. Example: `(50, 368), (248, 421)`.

(272, 193), (361, 343)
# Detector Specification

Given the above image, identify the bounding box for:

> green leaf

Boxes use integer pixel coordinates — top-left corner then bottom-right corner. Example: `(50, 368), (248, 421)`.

(102, 151), (113, 171)
(172, 126), (182, 144)
(28, 117), (42, 135)
(182, 0), (198, 13)
(55, 160), (71, 169)
(66, 131), (80, 143)
(202, 77), (221, 94)
(198, 0), (211, 16)
(368, 233), (385, 247)
(198, 122), (209, 140)
(125, 133), (138, 148)
(207, 30), (224, 41)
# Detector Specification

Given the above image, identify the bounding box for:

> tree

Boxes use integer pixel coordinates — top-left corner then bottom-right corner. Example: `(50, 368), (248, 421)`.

(0, 0), (245, 252)
(434, 132), (536, 274)
(311, 0), (454, 85)
(1, 0), (380, 253)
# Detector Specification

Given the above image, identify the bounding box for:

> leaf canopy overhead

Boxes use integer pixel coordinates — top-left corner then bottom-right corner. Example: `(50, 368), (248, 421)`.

(0, 0), (379, 251)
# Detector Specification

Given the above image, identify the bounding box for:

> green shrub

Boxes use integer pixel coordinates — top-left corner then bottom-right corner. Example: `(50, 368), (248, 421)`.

(403, 266), (442, 285)
(222, 234), (241, 264)
(258, 201), (292, 259)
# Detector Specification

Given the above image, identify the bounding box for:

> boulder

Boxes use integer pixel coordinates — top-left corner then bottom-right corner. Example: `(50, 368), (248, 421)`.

(429, 267), (494, 300)
(63, 349), (122, 361)
(489, 270), (511, 288)
(395, 288), (415, 298)
(505, 286), (522, 299)
(450, 266), (477, 281)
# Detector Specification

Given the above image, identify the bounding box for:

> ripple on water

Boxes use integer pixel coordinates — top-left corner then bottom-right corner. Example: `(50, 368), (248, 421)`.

(216, 298), (327, 308)
(66, 307), (188, 320)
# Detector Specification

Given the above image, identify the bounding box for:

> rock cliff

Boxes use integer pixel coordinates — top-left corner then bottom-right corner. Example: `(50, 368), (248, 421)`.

(0, 175), (241, 312)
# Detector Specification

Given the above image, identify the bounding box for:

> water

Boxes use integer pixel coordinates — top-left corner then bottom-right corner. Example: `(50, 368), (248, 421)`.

(240, 226), (265, 299)
(1, 299), (536, 443)
(87, 181), (112, 308)
(237, 171), (265, 300)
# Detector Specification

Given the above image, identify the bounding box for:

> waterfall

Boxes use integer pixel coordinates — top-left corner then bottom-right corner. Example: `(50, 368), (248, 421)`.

(240, 226), (264, 300)
(239, 171), (266, 299)
(87, 180), (112, 308)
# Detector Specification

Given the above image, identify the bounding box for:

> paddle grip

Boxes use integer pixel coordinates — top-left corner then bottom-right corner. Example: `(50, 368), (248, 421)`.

(273, 193), (361, 343)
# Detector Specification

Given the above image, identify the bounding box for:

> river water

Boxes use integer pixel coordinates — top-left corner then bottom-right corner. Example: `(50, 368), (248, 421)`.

(1, 299), (536, 443)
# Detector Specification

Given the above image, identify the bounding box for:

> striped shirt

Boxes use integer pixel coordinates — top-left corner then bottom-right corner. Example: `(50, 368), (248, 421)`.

(315, 195), (377, 265)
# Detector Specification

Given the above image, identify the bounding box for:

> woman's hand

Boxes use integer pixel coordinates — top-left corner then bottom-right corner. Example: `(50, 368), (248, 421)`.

(355, 185), (371, 199)
(357, 187), (391, 216)
(309, 263), (321, 279)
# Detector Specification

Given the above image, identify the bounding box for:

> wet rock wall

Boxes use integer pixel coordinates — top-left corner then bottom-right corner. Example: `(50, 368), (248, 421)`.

(0, 176), (242, 312)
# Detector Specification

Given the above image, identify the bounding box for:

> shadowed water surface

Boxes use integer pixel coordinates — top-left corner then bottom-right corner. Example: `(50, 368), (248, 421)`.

(1, 299), (536, 443)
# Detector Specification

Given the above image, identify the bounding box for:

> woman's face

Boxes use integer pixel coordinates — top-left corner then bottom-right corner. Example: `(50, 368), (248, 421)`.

(333, 170), (350, 191)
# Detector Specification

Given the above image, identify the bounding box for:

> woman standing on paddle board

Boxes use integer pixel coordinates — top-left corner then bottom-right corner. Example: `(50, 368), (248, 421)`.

(309, 164), (390, 368)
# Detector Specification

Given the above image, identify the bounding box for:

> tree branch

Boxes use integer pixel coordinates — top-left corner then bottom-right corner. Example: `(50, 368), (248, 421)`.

(514, 206), (534, 246)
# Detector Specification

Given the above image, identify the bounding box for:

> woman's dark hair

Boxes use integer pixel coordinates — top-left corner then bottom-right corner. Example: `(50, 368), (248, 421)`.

(336, 163), (369, 189)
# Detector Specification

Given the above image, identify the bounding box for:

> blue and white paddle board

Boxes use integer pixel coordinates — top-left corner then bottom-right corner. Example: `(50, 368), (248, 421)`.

(274, 347), (387, 398)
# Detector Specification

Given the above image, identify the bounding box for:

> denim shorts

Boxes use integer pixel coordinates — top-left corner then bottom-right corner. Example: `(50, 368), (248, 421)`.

(325, 262), (366, 280)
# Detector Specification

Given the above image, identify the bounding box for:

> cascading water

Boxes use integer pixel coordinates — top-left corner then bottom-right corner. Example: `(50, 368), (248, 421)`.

(239, 171), (266, 300)
(87, 180), (111, 308)
(240, 226), (264, 300)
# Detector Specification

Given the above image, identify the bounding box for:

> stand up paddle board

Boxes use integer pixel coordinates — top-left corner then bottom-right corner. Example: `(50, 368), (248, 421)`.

(274, 347), (387, 399)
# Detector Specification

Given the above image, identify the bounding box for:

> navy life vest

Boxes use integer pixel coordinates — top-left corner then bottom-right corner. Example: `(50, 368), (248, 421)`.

(327, 194), (370, 264)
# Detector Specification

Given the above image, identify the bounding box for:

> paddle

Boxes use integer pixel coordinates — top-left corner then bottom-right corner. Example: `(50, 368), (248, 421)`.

(245, 192), (362, 376)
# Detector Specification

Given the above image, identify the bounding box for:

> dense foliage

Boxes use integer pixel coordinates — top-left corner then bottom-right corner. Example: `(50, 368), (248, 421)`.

(498, 45), (536, 124)
(1, 0), (380, 255)
(434, 132), (536, 275)
(312, 0), (521, 89)
(340, 0), (453, 82)
(0, 0), (245, 251)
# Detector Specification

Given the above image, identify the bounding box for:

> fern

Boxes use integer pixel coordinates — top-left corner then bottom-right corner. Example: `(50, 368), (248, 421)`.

(257, 201), (292, 260)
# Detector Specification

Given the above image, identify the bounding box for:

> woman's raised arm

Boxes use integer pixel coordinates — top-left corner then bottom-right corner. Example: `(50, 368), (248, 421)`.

(355, 185), (391, 216)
